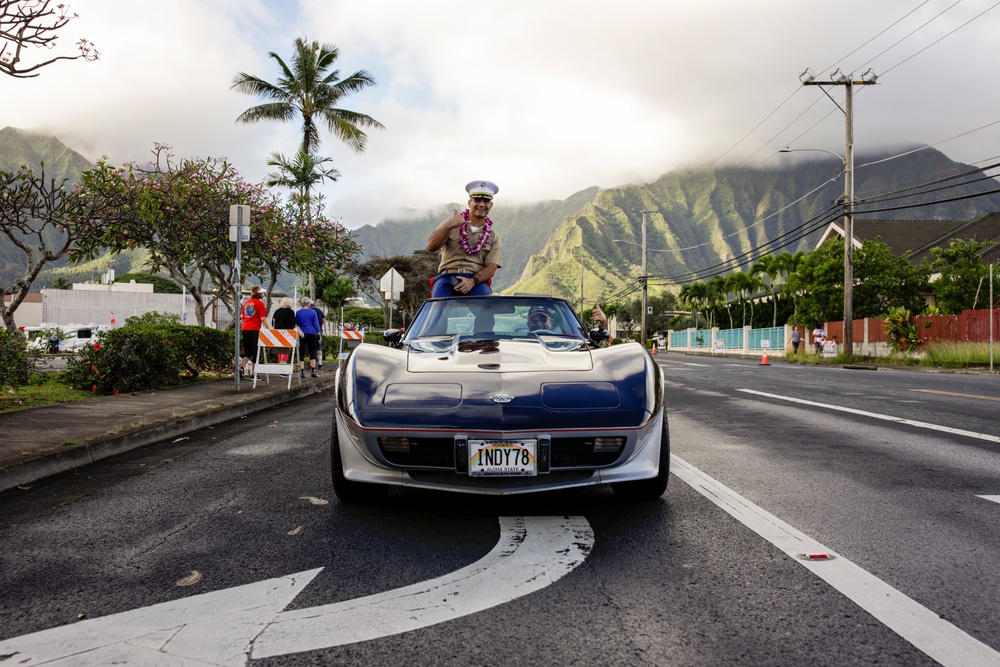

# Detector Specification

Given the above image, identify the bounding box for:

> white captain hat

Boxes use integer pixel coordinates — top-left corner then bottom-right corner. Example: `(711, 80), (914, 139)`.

(465, 180), (499, 200)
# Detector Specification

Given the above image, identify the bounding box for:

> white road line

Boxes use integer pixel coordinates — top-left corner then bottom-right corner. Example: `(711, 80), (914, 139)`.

(738, 389), (1000, 444)
(978, 495), (1000, 505)
(658, 359), (710, 367)
(0, 516), (593, 665)
(671, 455), (1000, 667)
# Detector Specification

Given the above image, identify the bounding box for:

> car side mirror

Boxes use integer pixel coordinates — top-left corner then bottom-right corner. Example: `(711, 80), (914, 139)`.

(589, 329), (610, 346)
(383, 329), (403, 348)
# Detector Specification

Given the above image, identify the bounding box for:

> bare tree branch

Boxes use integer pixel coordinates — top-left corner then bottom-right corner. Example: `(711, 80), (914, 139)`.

(0, 0), (98, 78)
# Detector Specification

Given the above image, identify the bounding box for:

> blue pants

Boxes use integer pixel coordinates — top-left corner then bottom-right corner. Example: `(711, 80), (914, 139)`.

(431, 273), (492, 298)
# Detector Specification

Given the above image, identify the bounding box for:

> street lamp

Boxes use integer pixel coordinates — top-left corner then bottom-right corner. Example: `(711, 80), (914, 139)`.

(779, 145), (855, 355)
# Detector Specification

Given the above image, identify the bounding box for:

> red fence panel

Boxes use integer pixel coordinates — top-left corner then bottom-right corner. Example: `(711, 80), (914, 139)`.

(825, 313), (997, 344)
(914, 315), (962, 343)
(962, 309), (1000, 342)
(865, 318), (888, 342)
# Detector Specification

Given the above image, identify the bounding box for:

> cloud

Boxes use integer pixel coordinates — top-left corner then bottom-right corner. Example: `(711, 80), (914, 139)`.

(2, 0), (999, 229)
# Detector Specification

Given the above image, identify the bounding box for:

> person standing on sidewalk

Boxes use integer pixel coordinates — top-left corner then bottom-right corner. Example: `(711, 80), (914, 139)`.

(240, 286), (267, 377)
(311, 301), (326, 371)
(295, 297), (322, 378)
(812, 325), (826, 355)
(270, 297), (297, 364)
(788, 326), (802, 355)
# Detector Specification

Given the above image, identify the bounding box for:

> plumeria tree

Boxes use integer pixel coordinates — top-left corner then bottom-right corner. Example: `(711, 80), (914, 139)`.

(71, 145), (361, 326)
(249, 197), (360, 304)
(1, 0), (98, 78)
(0, 164), (105, 331)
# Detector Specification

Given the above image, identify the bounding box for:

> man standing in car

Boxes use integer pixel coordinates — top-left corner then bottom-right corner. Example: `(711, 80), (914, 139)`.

(427, 180), (502, 297)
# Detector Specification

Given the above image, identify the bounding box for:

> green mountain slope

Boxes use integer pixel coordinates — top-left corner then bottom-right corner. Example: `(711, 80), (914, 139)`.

(1, 127), (95, 287)
(354, 147), (1000, 304)
(0, 126), (92, 185)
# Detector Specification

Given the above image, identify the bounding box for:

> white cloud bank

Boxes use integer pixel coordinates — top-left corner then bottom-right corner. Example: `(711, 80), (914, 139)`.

(2, 0), (999, 228)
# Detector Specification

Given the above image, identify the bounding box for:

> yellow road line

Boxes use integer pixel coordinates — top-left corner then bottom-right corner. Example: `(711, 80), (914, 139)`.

(912, 389), (1000, 402)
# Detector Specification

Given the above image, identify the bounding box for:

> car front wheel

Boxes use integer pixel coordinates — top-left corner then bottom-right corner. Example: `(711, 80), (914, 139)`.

(330, 420), (387, 504)
(612, 408), (670, 501)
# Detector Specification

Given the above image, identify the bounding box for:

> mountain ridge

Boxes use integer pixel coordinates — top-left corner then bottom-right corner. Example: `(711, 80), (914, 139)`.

(4, 127), (998, 304)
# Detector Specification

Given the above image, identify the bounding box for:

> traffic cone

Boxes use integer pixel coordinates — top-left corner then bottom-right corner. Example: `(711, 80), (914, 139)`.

(651, 344), (657, 355)
(760, 350), (770, 366)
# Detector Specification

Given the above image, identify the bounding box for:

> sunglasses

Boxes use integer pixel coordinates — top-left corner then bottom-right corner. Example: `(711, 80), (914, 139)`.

(471, 196), (492, 203)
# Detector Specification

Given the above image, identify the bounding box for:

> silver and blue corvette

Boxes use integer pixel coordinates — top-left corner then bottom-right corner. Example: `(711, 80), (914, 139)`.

(331, 295), (668, 502)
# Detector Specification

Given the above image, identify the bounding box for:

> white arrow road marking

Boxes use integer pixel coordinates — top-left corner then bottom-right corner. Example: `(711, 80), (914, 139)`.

(672, 455), (1000, 667)
(978, 495), (1000, 505)
(254, 515), (592, 659)
(738, 389), (1000, 443)
(0, 516), (592, 666)
(0, 568), (322, 666)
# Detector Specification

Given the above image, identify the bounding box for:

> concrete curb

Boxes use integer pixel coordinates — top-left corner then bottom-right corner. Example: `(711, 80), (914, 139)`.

(0, 379), (336, 493)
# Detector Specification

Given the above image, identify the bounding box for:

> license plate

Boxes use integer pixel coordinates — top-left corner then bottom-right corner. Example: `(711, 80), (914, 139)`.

(468, 439), (537, 477)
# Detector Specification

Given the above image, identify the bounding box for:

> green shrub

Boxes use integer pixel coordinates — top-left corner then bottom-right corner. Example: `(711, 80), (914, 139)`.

(882, 307), (922, 353)
(0, 328), (39, 387)
(125, 311), (182, 326)
(64, 324), (232, 394)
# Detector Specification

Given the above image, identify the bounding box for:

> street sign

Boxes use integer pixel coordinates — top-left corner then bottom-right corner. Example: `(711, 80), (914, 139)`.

(229, 205), (251, 226)
(228, 225), (250, 242)
(380, 268), (404, 300)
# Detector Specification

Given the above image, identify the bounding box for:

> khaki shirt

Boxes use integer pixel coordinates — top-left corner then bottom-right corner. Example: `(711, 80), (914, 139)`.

(436, 225), (502, 274)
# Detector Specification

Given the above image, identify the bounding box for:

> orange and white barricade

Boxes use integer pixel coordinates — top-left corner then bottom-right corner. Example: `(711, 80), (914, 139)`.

(253, 328), (300, 389)
(338, 329), (365, 361)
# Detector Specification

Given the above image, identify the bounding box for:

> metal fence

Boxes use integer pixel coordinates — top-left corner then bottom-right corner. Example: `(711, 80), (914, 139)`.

(39, 290), (209, 327)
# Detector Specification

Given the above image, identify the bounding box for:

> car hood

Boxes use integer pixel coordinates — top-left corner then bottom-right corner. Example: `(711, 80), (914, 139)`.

(405, 337), (594, 373)
(341, 340), (655, 431)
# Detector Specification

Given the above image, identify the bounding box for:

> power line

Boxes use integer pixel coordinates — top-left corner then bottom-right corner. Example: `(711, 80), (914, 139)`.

(869, 1), (1000, 76)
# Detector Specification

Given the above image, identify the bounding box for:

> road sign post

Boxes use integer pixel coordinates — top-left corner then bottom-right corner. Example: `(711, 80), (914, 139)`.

(380, 268), (405, 330)
(231, 205), (250, 391)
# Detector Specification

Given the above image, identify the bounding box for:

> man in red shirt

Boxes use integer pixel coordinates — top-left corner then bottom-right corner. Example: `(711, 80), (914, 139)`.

(240, 286), (267, 377)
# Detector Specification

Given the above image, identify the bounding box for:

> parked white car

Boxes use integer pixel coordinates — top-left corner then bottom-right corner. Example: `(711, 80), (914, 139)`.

(25, 324), (111, 353)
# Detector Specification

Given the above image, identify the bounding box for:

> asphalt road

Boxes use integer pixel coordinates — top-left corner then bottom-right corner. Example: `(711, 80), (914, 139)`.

(0, 354), (998, 666)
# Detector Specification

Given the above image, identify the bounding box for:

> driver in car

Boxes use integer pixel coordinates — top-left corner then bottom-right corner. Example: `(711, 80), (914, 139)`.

(527, 305), (560, 333)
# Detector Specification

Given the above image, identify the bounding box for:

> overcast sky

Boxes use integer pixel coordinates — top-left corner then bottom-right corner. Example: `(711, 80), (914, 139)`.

(3, 0), (1000, 229)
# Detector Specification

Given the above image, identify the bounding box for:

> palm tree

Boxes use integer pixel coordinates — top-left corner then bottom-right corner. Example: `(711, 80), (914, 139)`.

(265, 149), (340, 220)
(751, 254), (783, 327)
(232, 37), (385, 154)
(726, 271), (761, 327)
(708, 274), (732, 328)
(777, 250), (805, 320)
(316, 273), (356, 334)
(679, 281), (708, 328)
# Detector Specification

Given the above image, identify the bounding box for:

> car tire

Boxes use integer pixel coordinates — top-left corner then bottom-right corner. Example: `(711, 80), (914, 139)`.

(330, 420), (387, 504)
(612, 408), (670, 501)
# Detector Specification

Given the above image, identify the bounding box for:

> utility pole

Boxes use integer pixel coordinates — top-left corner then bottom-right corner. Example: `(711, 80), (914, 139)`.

(633, 209), (654, 349)
(800, 68), (877, 356)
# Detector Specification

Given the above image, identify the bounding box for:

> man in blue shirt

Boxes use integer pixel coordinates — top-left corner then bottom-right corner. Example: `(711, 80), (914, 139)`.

(295, 297), (322, 378)
(311, 303), (326, 371)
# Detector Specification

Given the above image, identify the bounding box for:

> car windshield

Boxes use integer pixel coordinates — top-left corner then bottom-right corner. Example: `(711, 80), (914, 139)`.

(406, 297), (586, 342)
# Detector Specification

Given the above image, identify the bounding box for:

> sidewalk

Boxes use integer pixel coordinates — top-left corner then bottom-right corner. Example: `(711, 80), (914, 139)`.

(0, 372), (337, 493)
